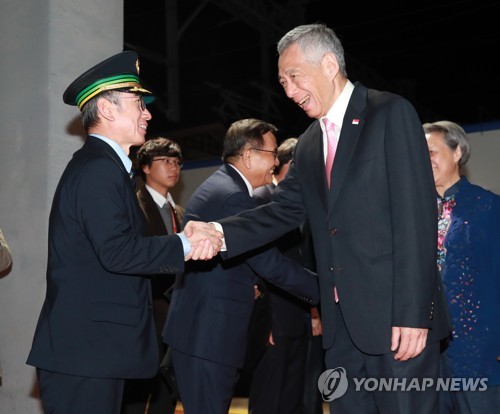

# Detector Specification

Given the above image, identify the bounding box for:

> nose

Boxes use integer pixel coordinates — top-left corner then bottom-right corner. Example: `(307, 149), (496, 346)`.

(143, 108), (152, 120)
(282, 82), (296, 99)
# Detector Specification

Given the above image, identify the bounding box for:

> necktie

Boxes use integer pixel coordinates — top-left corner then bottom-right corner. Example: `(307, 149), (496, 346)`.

(161, 203), (177, 234)
(323, 118), (340, 302)
(322, 118), (338, 188)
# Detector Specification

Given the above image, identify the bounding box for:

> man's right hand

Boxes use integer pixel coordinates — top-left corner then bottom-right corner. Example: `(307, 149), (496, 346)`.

(182, 220), (223, 260)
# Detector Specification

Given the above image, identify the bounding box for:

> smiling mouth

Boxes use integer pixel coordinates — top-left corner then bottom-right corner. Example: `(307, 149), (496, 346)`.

(297, 95), (310, 108)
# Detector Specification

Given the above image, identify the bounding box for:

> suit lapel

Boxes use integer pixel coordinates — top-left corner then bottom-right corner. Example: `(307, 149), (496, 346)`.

(136, 186), (168, 236)
(327, 83), (367, 216)
(299, 122), (329, 212)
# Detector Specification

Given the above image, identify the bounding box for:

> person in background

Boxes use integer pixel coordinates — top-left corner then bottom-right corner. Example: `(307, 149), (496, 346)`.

(121, 137), (185, 414)
(163, 118), (319, 414)
(423, 120), (500, 413)
(215, 23), (452, 414)
(249, 137), (321, 414)
(26, 51), (222, 414)
(0, 228), (12, 277)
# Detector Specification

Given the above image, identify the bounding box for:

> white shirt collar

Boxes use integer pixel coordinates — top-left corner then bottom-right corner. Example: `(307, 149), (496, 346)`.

(228, 164), (254, 196)
(145, 184), (176, 209)
(320, 80), (354, 132)
(89, 134), (132, 173)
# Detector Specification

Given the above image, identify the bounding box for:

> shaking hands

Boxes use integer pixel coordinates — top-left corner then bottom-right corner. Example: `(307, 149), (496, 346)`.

(182, 221), (224, 261)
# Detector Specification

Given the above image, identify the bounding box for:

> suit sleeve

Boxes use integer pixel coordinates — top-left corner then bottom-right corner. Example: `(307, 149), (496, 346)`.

(222, 190), (318, 304)
(74, 158), (185, 275)
(385, 98), (438, 328)
(220, 159), (307, 259)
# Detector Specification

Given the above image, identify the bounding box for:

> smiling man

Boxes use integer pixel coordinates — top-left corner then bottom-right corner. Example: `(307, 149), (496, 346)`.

(26, 51), (222, 414)
(162, 118), (319, 413)
(215, 24), (452, 414)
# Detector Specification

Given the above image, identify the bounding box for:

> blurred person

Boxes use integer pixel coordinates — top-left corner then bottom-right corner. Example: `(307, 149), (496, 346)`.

(215, 24), (452, 414)
(0, 228), (12, 276)
(162, 118), (319, 414)
(121, 137), (185, 414)
(423, 120), (500, 413)
(249, 137), (322, 414)
(26, 51), (222, 414)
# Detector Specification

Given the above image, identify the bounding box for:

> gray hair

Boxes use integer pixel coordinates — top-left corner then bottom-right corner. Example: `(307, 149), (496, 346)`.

(277, 23), (347, 76)
(423, 120), (471, 167)
(81, 90), (123, 131)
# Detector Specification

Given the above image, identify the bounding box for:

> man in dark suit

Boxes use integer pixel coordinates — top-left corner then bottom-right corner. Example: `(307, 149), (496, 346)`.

(216, 24), (452, 414)
(162, 118), (319, 414)
(26, 51), (222, 414)
(121, 137), (185, 414)
(248, 137), (320, 414)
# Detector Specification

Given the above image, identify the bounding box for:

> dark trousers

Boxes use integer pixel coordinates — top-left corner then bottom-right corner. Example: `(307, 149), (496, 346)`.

(303, 334), (326, 414)
(248, 335), (308, 413)
(325, 304), (440, 414)
(121, 371), (176, 414)
(37, 368), (124, 414)
(171, 348), (240, 414)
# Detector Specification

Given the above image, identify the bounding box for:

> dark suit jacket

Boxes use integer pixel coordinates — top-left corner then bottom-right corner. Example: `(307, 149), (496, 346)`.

(162, 163), (319, 369)
(136, 186), (185, 327)
(253, 184), (311, 338)
(27, 136), (185, 379)
(219, 82), (452, 355)
(136, 186), (185, 238)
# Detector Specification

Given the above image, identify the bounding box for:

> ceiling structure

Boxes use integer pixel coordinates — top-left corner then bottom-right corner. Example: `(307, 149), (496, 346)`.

(125, 0), (500, 163)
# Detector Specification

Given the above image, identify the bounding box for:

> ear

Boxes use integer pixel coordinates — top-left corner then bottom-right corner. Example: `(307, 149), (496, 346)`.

(96, 97), (116, 122)
(453, 146), (463, 164)
(322, 52), (340, 78)
(241, 148), (252, 169)
(142, 164), (151, 175)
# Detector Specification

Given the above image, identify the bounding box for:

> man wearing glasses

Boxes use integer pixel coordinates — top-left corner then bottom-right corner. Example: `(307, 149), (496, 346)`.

(26, 51), (222, 414)
(121, 137), (185, 414)
(162, 118), (319, 413)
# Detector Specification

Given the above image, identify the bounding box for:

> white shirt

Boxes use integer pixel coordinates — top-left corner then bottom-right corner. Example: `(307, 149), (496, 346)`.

(145, 184), (177, 210)
(319, 80), (354, 163)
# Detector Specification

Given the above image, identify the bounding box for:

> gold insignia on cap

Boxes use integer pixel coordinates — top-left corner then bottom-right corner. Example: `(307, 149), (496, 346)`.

(135, 59), (140, 75)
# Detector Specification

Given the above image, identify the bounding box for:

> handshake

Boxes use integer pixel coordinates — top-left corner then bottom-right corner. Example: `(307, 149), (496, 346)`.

(182, 221), (224, 261)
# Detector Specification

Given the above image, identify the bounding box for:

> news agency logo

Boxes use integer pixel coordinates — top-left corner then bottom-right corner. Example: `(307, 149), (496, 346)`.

(317, 367), (349, 402)
(318, 367), (489, 402)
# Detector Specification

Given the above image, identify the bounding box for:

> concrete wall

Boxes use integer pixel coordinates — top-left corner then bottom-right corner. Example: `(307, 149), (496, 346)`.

(0, 0), (123, 412)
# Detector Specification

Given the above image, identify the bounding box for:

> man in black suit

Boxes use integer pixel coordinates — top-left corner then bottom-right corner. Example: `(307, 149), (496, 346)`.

(248, 137), (321, 414)
(26, 51), (222, 414)
(216, 24), (452, 414)
(122, 137), (185, 414)
(162, 118), (319, 414)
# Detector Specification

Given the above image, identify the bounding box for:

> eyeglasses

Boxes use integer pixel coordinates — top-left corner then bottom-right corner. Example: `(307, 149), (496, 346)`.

(250, 147), (278, 159)
(120, 95), (147, 111)
(152, 157), (183, 168)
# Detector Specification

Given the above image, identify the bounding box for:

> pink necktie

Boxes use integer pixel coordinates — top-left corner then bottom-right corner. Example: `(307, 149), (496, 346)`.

(322, 118), (338, 188)
(323, 118), (340, 302)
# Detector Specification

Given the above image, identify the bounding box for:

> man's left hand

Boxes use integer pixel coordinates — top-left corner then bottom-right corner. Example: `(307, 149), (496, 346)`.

(391, 326), (428, 361)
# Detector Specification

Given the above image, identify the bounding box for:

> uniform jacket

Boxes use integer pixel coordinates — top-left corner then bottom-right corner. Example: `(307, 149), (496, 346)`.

(220, 82), (452, 355)
(27, 137), (185, 378)
(163, 163), (319, 368)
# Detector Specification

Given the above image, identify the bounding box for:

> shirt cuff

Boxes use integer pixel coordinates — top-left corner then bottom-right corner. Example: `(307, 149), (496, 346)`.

(209, 222), (227, 251)
(177, 233), (191, 256)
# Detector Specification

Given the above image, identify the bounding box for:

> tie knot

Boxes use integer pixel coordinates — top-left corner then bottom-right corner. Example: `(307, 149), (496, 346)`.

(322, 117), (336, 131)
